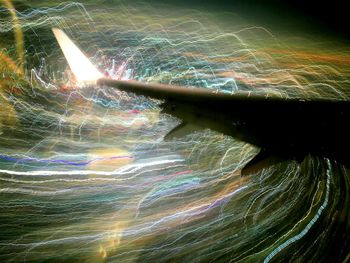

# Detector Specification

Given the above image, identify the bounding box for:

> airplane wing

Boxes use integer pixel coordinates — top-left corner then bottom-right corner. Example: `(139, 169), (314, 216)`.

(53, 28), (350, 174)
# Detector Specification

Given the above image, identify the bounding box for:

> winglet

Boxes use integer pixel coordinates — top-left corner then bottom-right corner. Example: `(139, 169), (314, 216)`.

(52, 28), (103, 83)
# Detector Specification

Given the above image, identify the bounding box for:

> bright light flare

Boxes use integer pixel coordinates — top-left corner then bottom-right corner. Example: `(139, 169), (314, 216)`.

(52, 28), (103, 83)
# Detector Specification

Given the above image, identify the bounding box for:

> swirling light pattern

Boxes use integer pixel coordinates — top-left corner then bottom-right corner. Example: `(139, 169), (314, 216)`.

(1, 1), (350, 262)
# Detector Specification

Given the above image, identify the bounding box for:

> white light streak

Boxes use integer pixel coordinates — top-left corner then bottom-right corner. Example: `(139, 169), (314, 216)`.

(52, 28), (103, 83)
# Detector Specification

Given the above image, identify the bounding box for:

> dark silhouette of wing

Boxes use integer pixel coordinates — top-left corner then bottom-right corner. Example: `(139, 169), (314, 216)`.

(98, 78), (350, 174)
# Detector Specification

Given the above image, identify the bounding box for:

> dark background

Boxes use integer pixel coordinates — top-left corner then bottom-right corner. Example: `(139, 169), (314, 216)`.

(150, 0), (350, 40)
(11, 0), (350, 41)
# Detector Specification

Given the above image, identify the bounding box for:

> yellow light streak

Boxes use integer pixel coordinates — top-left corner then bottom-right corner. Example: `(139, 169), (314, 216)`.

(1, 0), (24, 73)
